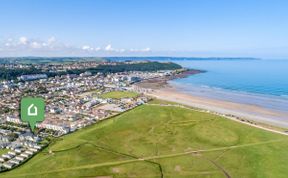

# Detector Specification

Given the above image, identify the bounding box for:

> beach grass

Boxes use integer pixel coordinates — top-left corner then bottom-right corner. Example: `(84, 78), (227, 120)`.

(101, 91), (138, 99)
(2, 103), (288, 178)
(148, 98), (180, 105)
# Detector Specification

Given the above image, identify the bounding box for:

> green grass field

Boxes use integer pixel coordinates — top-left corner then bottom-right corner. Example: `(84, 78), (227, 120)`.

(0, 149), (8, 155)
(101, 91), (139, 99)
(2, 103), (288, 178)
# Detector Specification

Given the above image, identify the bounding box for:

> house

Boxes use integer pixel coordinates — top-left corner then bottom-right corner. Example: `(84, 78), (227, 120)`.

(15, 148), (23, 154)
(29, 148), (38, 152)
(2, 154), (13, 159)
(25, 150), (33, 156)
(18, 74), (48, 81)
(20, 153), (29, 158)
(9, 159), (20, 165)
(15, 156), (25, 161)
(9, 142), (22, 150)
(6, 116), (22, 124)
(34, 145), (42, 150)
(19, 133), (40, 142)
(8, 151), (16, 156)
(3, 162), (14, 169)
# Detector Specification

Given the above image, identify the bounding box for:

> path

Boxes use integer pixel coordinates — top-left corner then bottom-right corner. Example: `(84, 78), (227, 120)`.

(4, 138), (286, 177)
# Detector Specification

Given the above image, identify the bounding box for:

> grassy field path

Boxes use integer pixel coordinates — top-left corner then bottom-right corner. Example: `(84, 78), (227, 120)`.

(2, 103), (288, 178)
(4, 138), (286, 177)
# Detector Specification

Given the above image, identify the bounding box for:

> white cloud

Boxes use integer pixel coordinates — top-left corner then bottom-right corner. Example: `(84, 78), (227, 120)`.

(3, 36), (58, 50)
(19, 37), (28, 45)
(142, 47), (151, 52)
(118, 49), (126, 53)
(47, 36), (56, 44)
(94, 47), (101, 51)
(104, 44), (141, 53)
(82, 45), (102, 52)
(129, 47), (151, 52)
(82, 45), (93, 50)
(105, 44), (113, 51)
(104, 44), (124, 52)
(0, 37), (152, 56)
(31, 42), (42, 49)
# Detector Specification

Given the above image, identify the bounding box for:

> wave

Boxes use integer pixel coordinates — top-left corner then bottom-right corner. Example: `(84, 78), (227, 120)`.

(170, 81), (288, 112)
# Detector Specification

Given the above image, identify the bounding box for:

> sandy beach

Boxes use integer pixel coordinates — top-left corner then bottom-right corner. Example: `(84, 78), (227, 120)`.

(147, 86), (288, 129)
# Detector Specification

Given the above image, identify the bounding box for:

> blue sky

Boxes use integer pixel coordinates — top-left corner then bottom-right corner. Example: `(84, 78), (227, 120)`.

(0, 0), (288, 57)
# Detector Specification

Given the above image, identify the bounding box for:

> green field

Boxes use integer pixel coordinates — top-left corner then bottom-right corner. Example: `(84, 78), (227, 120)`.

(2, 103), (288, 178)
(101, 91), (139, 99)
(0, 149), (8, 155)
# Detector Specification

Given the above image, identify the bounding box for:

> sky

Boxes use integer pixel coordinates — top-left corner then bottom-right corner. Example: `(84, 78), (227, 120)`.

(0, 0), (288, 58)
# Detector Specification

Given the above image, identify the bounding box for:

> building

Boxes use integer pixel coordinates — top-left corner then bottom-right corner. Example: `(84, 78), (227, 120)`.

(6, 116), (22, 124)
(2, 154), (14, 159)
(15, 156), (25, 161)
(3, 162), (14, 169)
(10, 159), (20, 165)
(18, 74), (48, 81)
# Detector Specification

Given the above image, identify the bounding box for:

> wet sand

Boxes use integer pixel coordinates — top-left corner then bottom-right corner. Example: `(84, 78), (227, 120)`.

(147, 86), (288, 129)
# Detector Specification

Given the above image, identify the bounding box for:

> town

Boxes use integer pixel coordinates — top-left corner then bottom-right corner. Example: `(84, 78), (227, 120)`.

(0, 60), (182, 171)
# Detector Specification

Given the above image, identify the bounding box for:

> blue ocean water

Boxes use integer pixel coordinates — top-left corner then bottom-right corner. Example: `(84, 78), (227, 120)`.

(168, 59), (288, 112)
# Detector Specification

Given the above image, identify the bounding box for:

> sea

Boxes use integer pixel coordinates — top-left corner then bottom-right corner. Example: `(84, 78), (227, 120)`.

(166, 59), (288, 113)
(108, 57), (288, 113)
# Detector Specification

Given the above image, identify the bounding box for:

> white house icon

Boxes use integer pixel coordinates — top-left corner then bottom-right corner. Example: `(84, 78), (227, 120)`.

(28, 104), (38, 116)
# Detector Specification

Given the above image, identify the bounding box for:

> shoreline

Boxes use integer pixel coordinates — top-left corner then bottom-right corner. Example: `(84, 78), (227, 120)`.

(168, 80), (288, 112)
(135, 69), (205, 89)
(147, 86), (288, 131)
(135, 70), (288, 134)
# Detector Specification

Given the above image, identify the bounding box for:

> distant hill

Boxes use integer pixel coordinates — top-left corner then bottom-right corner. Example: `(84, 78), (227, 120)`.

(0, 57), (260, 64)
(0, 57), (106, 64)
(106, 57), (260, 61)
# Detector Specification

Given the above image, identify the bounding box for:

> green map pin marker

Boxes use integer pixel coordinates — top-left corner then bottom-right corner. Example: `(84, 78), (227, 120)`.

(21, 97), (45, 131)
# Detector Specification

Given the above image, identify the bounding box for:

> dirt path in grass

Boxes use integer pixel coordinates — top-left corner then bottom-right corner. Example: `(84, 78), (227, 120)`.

(4, 138), (286, 177)
(205, 158), (231, 178)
